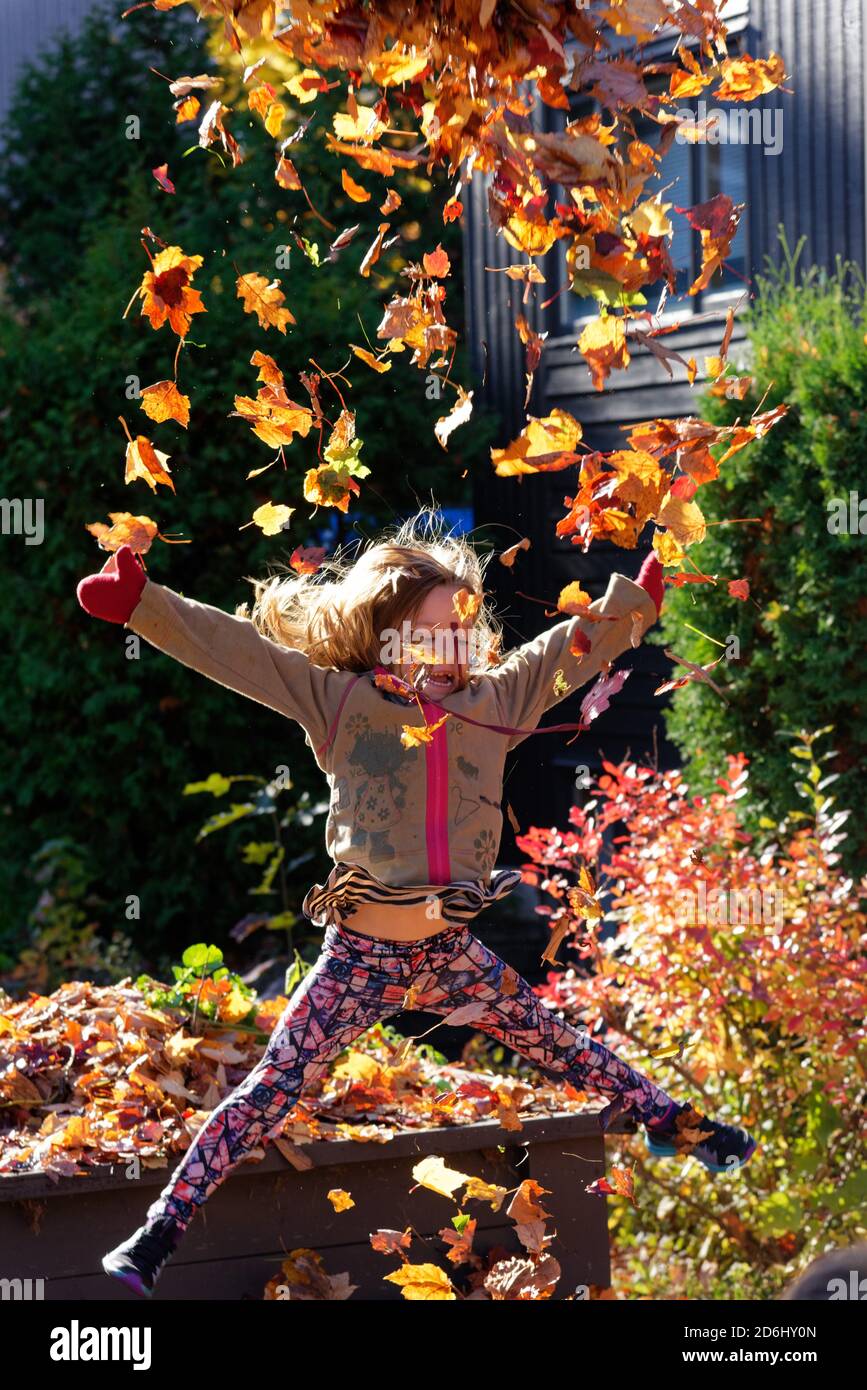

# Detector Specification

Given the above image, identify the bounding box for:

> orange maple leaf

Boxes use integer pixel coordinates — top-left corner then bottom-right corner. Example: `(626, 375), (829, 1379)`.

(236, 273), (296, 332)
(136, 245), (206, 339)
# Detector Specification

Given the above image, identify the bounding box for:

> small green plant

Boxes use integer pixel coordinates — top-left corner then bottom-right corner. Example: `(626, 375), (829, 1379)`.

(136, 941), (262, 1032)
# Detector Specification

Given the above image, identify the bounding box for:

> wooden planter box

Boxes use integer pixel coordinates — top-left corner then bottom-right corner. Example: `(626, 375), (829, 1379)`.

(0, 1110), (634, 1300)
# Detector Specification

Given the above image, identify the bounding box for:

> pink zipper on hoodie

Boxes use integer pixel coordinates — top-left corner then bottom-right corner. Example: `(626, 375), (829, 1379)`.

(317, 665), (597, 886)
(420, 696), (451, 885)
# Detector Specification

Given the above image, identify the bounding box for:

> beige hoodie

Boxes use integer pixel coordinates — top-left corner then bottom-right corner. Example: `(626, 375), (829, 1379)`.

(126, 571), (657, 888)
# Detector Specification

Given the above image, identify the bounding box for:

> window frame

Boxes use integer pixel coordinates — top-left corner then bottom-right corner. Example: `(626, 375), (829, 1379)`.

(551, 27), (752, 338)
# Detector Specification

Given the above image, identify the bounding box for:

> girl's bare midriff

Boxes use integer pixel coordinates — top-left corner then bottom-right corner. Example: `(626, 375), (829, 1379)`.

(337, 897), (459, 943)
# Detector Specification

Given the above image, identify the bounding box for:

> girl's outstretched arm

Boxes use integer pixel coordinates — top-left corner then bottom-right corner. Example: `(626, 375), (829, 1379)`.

(76, 544), (345, 755)
(485, 555), (664, 746)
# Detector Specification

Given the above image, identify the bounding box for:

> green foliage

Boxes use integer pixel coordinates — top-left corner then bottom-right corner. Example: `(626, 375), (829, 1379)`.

(0, 1), (496, 961)
(1, 837), (145, 995)
(136, 939), (261, 1031)
(651, 230), (867, 875)
(183, 765), (330, 971)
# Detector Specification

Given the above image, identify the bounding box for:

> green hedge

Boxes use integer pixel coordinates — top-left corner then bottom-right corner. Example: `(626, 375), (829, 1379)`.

(651, 235), (867, 876)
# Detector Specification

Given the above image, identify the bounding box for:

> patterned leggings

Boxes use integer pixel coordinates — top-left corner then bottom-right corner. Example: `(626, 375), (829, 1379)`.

(144, 919), (677, 1231)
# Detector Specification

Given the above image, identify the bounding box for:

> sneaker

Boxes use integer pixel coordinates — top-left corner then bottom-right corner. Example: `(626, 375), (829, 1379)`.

(645, 1102), (757, 1173)
(102, 1214), (184, 1298)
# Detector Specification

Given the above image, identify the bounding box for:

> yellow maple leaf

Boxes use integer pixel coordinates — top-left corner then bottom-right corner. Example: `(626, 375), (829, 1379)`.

(557, 581), (591, 614)
(250, 501), (294, 536)
(124, 436), (174, 493)
(401, 713), (449, 748)
(578, 314), (630, 391)
(139, 379), (190, 429)
(383, 1263), (457, 1301)
(658, 493), (707, 546)
(411, 1154), (471, 1200)
(326, 1188), (355, 1212)
(491, 408), (582, 477)
(236, 272), (296, 333)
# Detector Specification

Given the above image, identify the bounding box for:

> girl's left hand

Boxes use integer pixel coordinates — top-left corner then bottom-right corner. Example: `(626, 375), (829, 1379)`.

(636, 552), (664, 618)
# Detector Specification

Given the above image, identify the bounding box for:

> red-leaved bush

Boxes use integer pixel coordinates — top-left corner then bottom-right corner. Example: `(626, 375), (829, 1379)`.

(514, 730), (867, 1298)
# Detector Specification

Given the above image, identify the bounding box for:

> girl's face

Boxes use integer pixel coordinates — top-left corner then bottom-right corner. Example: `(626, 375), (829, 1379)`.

(395, 582), (476, 699)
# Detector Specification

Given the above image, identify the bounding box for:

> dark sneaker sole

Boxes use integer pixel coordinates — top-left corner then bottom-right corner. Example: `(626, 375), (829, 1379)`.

(645, 1131), (758, 1172)
(102, 1255), (155, 1299)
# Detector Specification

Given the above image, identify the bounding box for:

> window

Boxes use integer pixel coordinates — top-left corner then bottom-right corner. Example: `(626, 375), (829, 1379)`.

(556, 72), (750, 333)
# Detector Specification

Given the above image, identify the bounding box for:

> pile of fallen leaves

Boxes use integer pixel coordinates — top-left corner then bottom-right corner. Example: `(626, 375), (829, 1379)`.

(0, 977), (597, 1181)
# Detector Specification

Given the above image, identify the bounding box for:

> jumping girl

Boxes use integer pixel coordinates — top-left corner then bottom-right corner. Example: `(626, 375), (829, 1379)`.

(76, 510), (757, 1297)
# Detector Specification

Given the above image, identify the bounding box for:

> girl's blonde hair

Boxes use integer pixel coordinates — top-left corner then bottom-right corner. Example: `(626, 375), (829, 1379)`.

(236, 506), (503, 677)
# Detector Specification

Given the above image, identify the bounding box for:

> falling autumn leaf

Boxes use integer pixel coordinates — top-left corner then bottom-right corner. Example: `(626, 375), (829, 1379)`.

(380, 188), (402, 214)
(452, 588), (481, 623)
(370, 1228), (413, 1256)
(579, 668), (631, 727)
(249, 501), (294, 536)
(135, 244), (206, 340)
(578, 315), (631, 391)
(85, 512), (160, 554)
(383, 1263), (457, 1301)
(236, 273), (296, 332)
(569, 628), (592, 658)
(290, 545), (326, 574)
(303, 465), (361, 513)
(152, 164), (175, 194)
(499, 537), (531, 568)
(585, 1165), (637, 1208)
(198, 98), (243, 166)
(411, 1154), (470, 1200)
(349, 343), (391, 372)
(656, 650), (728, 702)
(359, 222), (390, 277)
(658, 492), (707, 547)
(401, 713), (450, 748)
(557, 581), (592, 614)
(434, 386), (474, 449)
(174, 94), (201, 123)
(327, 1187), (355, 1212)
(491, 409), (583, 477)
(124, 435), (175, 493)
(139, 380), (190, 429)
(423, 245), (451, 278)
(286, 67), (329, 103)
(341, 168), (371, 201)
(248, 82), (286, 137)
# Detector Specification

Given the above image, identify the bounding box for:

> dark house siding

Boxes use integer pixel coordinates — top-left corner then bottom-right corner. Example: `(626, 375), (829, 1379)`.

(0, 0), (101, 132)
(464, 0), (867, 856)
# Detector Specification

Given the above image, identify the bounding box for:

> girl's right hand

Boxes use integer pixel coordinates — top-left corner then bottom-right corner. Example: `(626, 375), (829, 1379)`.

(77, 544), (147, 625)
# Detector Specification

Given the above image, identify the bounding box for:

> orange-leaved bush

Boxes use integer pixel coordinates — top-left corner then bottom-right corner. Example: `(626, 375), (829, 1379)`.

(516, 729), (867, 1298)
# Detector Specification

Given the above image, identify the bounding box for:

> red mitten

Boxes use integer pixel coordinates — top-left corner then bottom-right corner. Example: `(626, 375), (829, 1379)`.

(636, 551), (665, 617)
(77, 544), (146, 625)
